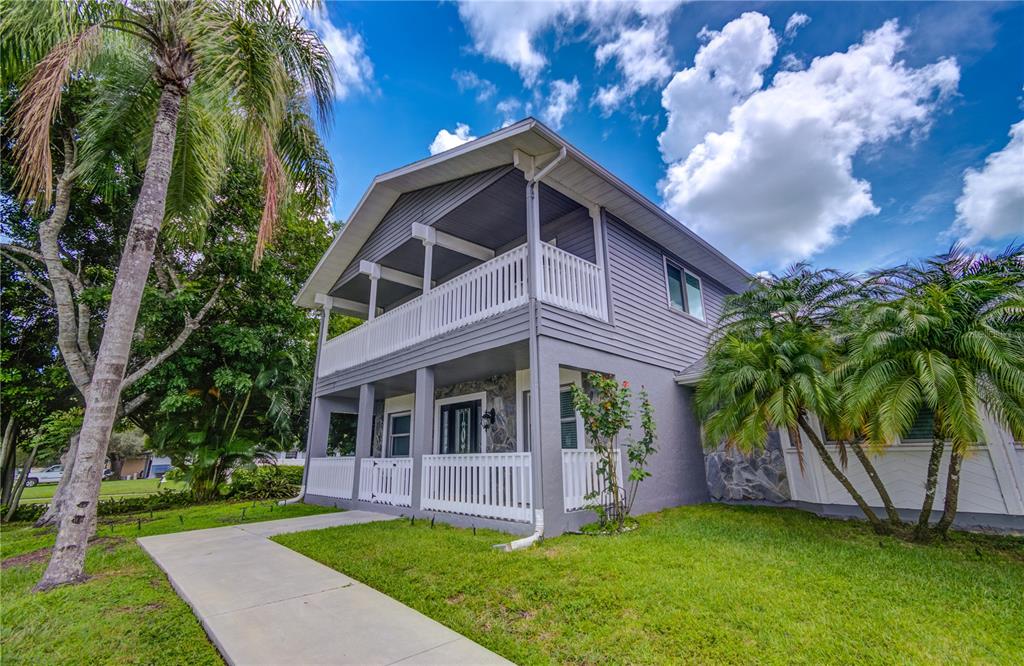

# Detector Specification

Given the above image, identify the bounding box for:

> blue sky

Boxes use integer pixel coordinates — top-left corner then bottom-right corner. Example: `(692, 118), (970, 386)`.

(307, 1), (1023, 274)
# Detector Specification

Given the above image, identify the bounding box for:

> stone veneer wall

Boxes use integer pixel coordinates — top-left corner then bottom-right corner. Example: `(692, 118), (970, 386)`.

(370, 400), (384, 457)
(435, 372), (517, 453)
(704, 430), (790, 502)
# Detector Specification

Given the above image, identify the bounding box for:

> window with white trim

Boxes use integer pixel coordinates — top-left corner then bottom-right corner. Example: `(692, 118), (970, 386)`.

(665, 262), (705, 321)
(388, 411), (411, 457)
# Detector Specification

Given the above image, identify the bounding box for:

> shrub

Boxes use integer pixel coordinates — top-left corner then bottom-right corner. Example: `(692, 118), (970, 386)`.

(226, 465), (302, 500)
(97, 489), (197, 516)
(2, 502), (46, 523)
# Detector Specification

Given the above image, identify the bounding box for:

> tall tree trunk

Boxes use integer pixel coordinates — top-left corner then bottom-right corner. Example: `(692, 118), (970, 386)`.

(1, 418), (16, 505)
(34, 432), (79, 528)
(849, 440), (902, 526)
(36, 87), (183, 591)
(796, 413), (887, 533)
(934, 450), (962, 538)
(914, 430), (945, 542)
(5, 444), (39, 522)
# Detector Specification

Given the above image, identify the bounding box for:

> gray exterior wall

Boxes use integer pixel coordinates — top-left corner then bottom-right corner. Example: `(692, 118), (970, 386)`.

(534, 337), (709, 536)
(537, 212), (732, 374)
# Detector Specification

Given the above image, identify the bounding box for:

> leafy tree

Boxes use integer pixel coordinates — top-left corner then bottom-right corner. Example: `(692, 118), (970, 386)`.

(843, 246), (1024, 539)
(697, 266), (895, 533)
(4, 0), (335, 589)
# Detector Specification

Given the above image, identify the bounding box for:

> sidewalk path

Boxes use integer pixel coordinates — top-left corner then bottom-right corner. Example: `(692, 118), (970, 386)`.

(139, 510), (510, 665)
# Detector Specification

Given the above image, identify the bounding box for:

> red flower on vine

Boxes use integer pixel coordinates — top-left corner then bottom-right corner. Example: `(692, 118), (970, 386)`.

(622, 380), (630, 388)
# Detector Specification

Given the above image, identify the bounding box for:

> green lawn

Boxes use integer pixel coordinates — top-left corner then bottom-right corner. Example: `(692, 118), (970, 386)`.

(19, 478), (187, 504)
(1, 501), (337, 665)
(275, 504), (1024, 665)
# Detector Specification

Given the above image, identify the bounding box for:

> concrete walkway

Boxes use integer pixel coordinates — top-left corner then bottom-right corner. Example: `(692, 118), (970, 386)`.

(139, 510), (510, 666)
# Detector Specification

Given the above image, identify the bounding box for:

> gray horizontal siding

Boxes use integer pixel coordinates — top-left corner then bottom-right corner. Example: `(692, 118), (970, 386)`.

(545, 208), (594, 262)
(335, 166), (512, 288)
(538, 213), (730, 372)
(316, 305), (530, 395)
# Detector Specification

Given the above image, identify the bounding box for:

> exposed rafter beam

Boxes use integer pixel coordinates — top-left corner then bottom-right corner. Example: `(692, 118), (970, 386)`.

(314, 293), (369, 317)
(411, 223), (494, 261)
(358, 260), (431, 289)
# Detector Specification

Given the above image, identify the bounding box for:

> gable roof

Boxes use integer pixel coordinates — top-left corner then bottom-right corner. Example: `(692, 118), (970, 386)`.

(295, 117), (751, 308)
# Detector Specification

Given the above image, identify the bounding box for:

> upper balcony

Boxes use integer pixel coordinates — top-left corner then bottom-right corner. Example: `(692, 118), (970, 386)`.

(318, 240), (606, 377)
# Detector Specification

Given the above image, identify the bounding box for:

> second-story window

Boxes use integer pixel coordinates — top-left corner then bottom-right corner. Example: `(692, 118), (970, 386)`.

(665, 262), (705, 321)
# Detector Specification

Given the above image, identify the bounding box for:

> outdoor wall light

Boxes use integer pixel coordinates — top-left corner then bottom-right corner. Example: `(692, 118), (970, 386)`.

(482, 408), (496, 430)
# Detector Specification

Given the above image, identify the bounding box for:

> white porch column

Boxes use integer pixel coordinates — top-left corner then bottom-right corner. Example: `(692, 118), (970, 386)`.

(589, 204), (605, 273)
(410, 367), (435, 511)
(422, 239), (434, 294)
(526, 181), (542, 299)
(367, 275), (379, 321)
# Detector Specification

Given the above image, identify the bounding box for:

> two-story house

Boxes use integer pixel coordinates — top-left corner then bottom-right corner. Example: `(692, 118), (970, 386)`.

(293, 118), (748, 537)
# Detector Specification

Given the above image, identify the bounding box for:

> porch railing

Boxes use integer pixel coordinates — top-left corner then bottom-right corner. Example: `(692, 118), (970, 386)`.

(357, 457), (413, 507)
(562, 449), (623, 512)
(420, 452), (533, 522)
(319, 244), (529, 376)
(539, 242), (607, 321)
(306, 456), (355, 499)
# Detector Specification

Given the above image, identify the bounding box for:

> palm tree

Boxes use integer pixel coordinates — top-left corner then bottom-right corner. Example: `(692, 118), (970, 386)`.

(697, 266), (895, 533)
(844, 246), (1024, 539)
(3, 0), (335, 589)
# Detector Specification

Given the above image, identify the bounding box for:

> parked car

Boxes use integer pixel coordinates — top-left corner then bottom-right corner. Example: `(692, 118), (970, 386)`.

(18, 465), (114, 487)
(20, 464), (64, 487)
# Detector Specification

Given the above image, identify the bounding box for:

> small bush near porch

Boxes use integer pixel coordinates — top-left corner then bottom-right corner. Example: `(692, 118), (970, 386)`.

(275, 505), (1023, 664)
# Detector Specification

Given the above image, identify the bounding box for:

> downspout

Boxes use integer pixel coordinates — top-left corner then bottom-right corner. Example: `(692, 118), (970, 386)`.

(496, 146), (567, 551)
(281, 305), (329, 505)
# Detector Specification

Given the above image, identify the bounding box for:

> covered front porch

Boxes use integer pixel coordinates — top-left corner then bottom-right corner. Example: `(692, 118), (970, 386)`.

(304, 345), (621, 529)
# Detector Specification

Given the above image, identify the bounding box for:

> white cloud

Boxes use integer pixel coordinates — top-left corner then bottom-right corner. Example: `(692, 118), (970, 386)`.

(951, 120), (1024, 244)
(457, 0), (681, 96)
(453, 69), (497, 102)
(784, 12), (811, 39)
(428, 123), (477, 155)
(780, 53), (805, 71)
(593, 20), (673, 114)
(659, 12), (778, 163)
(304, 8), (374, 100)
(658, 17), (960, 268)
(541, 78), (580, 130)
(496, 98), (523, 127)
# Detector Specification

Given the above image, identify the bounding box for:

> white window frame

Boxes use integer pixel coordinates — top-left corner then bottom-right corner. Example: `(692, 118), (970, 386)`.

(663, 257), (706, 322)
(385, 410), (413, 458)
(434, 391), (488, 454)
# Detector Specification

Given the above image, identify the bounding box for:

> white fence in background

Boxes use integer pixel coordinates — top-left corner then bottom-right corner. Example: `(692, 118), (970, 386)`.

(319, 245), (529, 376)
(420, 453), (533, 522)
(562, 449), (623, 512)
(539, 243), (607, 321)
(306, 457), (354, 499)
(358, 457), (413, 507)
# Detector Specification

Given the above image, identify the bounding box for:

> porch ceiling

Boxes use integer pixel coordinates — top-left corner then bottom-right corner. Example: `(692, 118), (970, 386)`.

(331, 172), (584, 310)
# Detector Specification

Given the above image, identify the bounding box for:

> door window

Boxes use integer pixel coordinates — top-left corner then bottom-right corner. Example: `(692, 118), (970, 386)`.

(439, 400), (481, 454)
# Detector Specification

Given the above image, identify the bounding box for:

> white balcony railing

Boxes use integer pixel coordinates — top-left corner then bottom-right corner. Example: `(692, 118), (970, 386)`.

(358, 457), (413, 506)
(420, 453), (533, 522)
(318, 243), (607, 377)
(539, 242), (608, 321)
(562, 449), (623, 512)
(306, 457), (355, 499)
